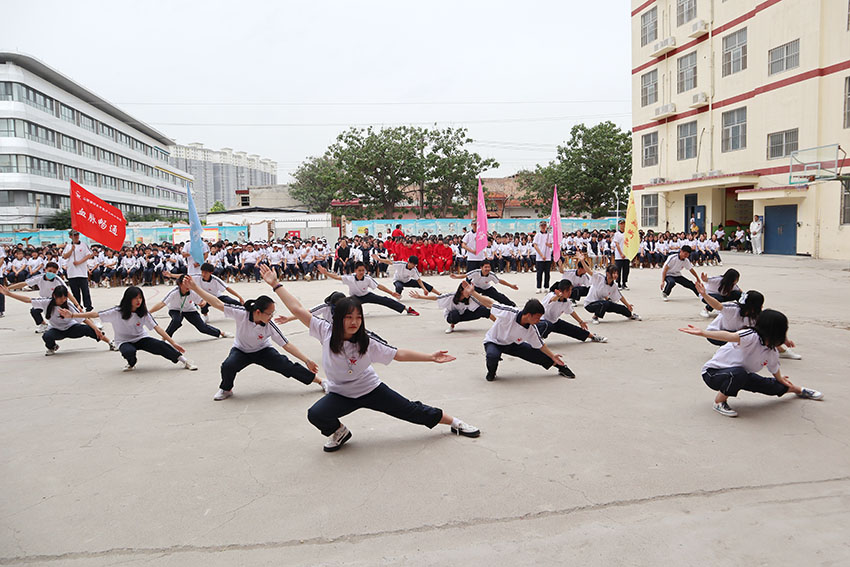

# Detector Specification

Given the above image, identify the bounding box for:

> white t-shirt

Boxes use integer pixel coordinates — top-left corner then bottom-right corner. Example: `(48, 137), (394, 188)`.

(541, 292), (574, 322)
(561, 269), (590, 287)
(392, 261), (420, 283)
(612, 231), (626, 260)
(309, 316), (397, 398)
(163, 288), (204, 312)
(63, 242), (92, 279)
(466, 269), (500, 290)
(32, 297), (79, 331)
(483, 304), (544, 348)
(532, 232), (553, 261)
(585, 272), (622, 304)
(462, 231), (484, 261)
(663, 254), (694, 277)
(704, 276), (740, 296)
(309, 303), (333, 321)
(706, 301), (756, 332)
(702, 329), (779, 374)
(750, 220), (763, 236)
(99, 307), (157, 346)
(198, 275), (228, 297)
(224, 304), (288, 353)
(26, 273), (69, 298)
(341, 274), (378, 297)
(436, 293), (483, 317)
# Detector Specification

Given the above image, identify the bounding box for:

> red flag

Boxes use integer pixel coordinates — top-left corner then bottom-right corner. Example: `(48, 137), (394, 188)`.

(550, 185), (562, 262)
(70, 180), (126, 250)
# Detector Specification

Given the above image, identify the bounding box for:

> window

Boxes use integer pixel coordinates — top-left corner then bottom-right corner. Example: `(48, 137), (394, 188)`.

(25, 156), (57, 178)
(641, 8), (658, 47)
(0, 118), (13, 137)
(641, 194), (659, 226)
(82, 170), (97, 185)
(79, 113), (96, 133)
(722, 28), (747, 76)
(63, 166), (78, 180)
(24, 122), (55, 146)
(677, 52), (698, 93)
(101, 175), (116, 190)
(677, 121), (698, 160)
(722, 107), (747, 152)
(767, 129), (798, 159)
(844, 77), (850, 129)
(677, 0), (697, 26)
(116, 131), (132, 147)
(768, 39), (799, 75)
(61, 135), (77, 154)
(641, 70), (658, 107)
(642, 132), (659, 167)
(842, 179), (850, 224)
(240, 195), (250, 207)
(81, 142), (96, 160)
(118, 156), (132, 170)
(0, 82), (12, 100)
(99, 149), (115, 164)
(0, 154), (17, 173)
(60, 104), (76, 124)
(99, 123), (114, 139)
(18, 85), (54, 113)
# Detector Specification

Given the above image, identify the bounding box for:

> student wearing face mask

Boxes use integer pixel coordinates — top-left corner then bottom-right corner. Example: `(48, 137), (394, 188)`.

(6, 261), (80, 333)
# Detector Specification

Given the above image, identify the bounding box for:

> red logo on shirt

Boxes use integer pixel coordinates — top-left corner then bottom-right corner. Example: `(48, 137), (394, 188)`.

(349, 357), (357, 365)
(516, 338), (522, 343)
(258, 334), (264, 340)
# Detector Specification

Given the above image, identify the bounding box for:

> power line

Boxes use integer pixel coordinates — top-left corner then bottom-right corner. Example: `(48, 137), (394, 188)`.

(119, 99), (631, 107)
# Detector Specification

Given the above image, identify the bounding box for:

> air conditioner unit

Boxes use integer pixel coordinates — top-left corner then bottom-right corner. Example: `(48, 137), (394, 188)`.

(689, 20), (709, 38)
(707, 170), (723, 177)
(690, 92), (709, 108)
(650, 37), (676, 57)
(649, 177), (667, 185)
(654, 103), (677, 119)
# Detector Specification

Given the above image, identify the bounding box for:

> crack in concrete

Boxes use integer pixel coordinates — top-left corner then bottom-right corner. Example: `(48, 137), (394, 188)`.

(5, 475), (847, 564)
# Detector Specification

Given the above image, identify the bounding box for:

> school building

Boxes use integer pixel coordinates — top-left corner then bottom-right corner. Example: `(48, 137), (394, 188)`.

(630, 0), (850, 259)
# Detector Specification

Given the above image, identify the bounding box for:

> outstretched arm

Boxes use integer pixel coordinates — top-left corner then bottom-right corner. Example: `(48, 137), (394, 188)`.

(260, 264), (311, 328)
(152, 324), (185, 353)
(408, 291), (437, 301)
(394, 349), (456, 363)
(540, 344), (565, 367)
(497, 278), (519, 290)
(678, 324), (740, 344)
(449, 273), (468, 280)
(224, 286), (244, 304)
(317, 265), (342, 280)
(466, 284), (495, 309)
(185, 277), (224, 312)
(282, 342), (319, 374)
(148, 300), (167, 314)
(376, 283), (401, 298)
(694, 281), (723, 311)
(0, 285), (32, 304)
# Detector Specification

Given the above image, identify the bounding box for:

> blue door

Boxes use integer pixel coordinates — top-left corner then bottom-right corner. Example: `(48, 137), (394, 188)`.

(764, 205), (797, 255)
(694, 206), (706, 234)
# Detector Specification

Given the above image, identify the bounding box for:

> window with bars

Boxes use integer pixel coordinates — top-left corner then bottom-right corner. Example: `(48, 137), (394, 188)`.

(677, 0), (697, 26)
(642, 132), (658, 167)
(641, 7), (658, 47)
(641, 194), (659, 226)
(722, 28), (747, 76)
(677, 121), (698, 160)
(641, 69), (658, 107)
(767, 129), (798, 159)
(722, 107), (747, 152)
(768, 39), (799, 75)
(677, 52), (698, 93)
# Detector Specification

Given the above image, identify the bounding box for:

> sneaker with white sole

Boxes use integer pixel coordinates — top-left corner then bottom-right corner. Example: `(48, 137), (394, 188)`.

(183, 360), (198, 371)
(450, 421), (480, 438)
(123, 364), (135, 372)
(797, 388), (823, 400)
(779, 349), (802, 360)
(591, 316), (600, 325)
(589, 334), (607, 343)
(35, 323), (48, 334)
(323, 424), (352, 452)
(203, 314), (209, 324)
(445, 325), (455, 334)
(219, 331), (233, 339)
(630, 313), (642, 321)
(45, 345), (59, 356)
(108, 341), (118, 351)
(557, 365), (576, 378)
(661, 293), (669, 302)
(699, 308), (710, 318)
(213, 389), (232, 401)
(713, 401), (738, 417)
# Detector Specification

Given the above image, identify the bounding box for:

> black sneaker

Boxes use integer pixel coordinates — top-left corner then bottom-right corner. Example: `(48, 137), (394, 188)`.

(557, 365), (576, 378)
(485, 372), (496, 382)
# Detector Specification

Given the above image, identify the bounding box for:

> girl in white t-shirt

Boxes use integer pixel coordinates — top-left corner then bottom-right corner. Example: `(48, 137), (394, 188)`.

(409, 281), (493, 334)
(679, 310), (823, 417)
(186, 277), (323, 401)
(258, 265), (479, 452)
(63, 286), (197, 372)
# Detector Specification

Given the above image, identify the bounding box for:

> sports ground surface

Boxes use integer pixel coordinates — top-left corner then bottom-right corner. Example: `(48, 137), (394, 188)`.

(1, 252), (848, 566)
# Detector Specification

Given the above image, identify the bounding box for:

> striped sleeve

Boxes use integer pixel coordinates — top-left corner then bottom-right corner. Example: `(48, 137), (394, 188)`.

(269, 322), (289, 347)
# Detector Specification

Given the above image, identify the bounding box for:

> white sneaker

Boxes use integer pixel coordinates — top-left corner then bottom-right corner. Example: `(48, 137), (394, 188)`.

(591, 316), (600, 325)
(699, 309), (710, 318)
(183, 360), (198, 371)
(321, 380), (329, 394)
(219, 331), (233, 338)
(661, 293), (669, 302)
(35, 323), (48, 334)
(450, 421), (481, 438)
(203, 314), (209, 324)
(713, 401), (738, 417)
(590, 334), (607, 343)
(213, 388), (232, 401)
(108, 341), (118, 351)
(798, 388), (823, 400)
(630, 313), (642, 321)
(536, 288), (542, 294)
(779, 349), (802, 360)
(323, 424), (352, 452)
(445, 326), (455, 334)
(45, 345), (58, 356)
(123, 364), (135, 372)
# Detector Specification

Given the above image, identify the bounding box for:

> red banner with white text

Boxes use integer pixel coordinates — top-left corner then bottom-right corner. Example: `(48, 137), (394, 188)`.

(70, 180), (126, 250)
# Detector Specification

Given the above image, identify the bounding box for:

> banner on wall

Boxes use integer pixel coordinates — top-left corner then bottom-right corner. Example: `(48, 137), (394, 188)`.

(348, 217), (620, 238)
(172, 227), (220, 244)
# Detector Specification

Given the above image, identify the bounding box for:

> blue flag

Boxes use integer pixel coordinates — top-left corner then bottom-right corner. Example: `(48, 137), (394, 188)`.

(186, 182), (205, 266)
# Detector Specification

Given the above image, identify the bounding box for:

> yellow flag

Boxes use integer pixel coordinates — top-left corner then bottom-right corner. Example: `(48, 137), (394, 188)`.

(623, 190), (640, 261)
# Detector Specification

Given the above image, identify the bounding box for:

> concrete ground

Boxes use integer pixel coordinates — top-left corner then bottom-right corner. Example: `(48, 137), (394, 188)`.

(1, 252), (848, 566)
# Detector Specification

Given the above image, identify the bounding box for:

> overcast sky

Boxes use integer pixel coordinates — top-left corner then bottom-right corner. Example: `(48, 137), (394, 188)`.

(4, 0), (632, 181)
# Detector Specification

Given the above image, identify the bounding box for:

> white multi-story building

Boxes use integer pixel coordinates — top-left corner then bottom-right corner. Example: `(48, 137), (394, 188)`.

(631, 0), (850, 258)
(0, 52), (192, 232)
(170, 143), (277, 212)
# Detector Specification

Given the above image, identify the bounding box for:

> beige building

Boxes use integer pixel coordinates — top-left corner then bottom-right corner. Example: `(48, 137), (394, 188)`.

(630, 0), (850, 258)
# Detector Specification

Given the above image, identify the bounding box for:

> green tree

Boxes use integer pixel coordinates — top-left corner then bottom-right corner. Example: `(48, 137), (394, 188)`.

(289, 155), (344, 212)
(45, 209), (72, 230)
(424, 127), (499, 217)
(519, 121), (632, 218)
(209, 200), (226, 213)
(329, 126), (428, 218)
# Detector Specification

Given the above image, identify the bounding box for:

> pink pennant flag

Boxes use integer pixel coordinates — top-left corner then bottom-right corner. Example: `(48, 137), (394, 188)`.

(550, 185), (562, 262)
(475, 177), (488, 254)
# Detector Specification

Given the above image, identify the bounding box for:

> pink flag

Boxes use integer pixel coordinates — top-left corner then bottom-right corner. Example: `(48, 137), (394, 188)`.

(475, 177), (488, 254)
(550, 185), (562, 262)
